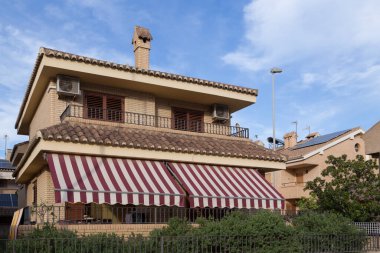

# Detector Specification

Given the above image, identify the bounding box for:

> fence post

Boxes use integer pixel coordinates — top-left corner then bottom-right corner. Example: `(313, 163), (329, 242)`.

(160, 237), (164, 253)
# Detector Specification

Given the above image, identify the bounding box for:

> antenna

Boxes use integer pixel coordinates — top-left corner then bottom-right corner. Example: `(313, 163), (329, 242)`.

(303, 126), (311, 135)
(292, 121), (298, 141)
(4, 134), (8, 159)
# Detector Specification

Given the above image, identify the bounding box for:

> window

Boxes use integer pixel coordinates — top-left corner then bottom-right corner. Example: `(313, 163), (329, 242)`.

(172, 108), (203, 132)
(84, 92), (124, 122)
(33, 181), (37, 206)
(354, 143), (360, 152)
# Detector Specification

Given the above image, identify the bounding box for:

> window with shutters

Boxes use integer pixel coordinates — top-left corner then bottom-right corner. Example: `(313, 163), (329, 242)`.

(32, 181), (37, 206)
(84, 92), (124, 122)
(172, 108), (203, 132)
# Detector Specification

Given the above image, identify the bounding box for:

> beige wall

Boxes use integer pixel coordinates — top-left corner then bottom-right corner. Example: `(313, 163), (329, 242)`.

(24, 168), (55, 207)
(363, 122), (380, 155)
(273, 134), (365, 208)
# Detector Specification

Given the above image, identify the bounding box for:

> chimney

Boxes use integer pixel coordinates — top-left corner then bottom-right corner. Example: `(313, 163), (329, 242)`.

(132, 26), (153, 69)
(306, 132), (320, 140)
(283, 131), (297, 149)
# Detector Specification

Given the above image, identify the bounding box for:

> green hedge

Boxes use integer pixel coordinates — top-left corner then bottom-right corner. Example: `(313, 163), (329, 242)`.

(6, 211), (367, 253)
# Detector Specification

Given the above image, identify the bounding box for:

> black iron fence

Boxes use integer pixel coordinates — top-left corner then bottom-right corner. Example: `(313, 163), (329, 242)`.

(60, 105), (249, 138)
(1, 234), (379, 253)
(26, 205), (299, 225)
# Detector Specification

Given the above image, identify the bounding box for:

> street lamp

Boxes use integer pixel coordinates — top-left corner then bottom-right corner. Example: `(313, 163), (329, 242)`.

(270, 67), (282, 151)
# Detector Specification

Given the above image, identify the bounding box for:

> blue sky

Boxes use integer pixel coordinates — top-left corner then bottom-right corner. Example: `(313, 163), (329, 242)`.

(0, 0), (379, 156)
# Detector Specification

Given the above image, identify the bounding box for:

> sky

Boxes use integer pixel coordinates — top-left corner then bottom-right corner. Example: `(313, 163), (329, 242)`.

(0, 0), (379, 157)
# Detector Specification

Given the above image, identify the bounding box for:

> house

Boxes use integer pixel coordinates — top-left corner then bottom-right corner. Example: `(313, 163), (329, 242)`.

(362, 121), (380, 169)
(271, 128), (365, 211)
(11, 26), (286, 236)
(0, 158), (18, 238)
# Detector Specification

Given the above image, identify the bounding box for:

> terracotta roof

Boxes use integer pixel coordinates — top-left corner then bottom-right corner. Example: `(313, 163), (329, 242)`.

(10, 141), (29, 161)
(281, 128), (362, 161)
(39, 122), (286, 162)
(135, 26), (153, 40)
(15, 47), (258, 128)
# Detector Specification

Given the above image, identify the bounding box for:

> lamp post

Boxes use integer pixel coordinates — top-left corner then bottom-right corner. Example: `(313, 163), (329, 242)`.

(270, 67), (282, 151)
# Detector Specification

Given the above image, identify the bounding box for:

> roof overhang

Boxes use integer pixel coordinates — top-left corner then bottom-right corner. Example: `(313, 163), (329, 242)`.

(16, 53), (257, 134)
(15, 138), (285, 184)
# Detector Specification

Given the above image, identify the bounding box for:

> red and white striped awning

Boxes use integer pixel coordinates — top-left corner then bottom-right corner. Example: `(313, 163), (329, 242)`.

(46, 154), (185, 207)
(168, 162), (284, 209)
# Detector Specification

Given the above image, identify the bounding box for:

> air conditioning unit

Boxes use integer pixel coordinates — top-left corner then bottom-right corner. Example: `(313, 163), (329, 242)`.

(57, 75), (80, 96)
(212, 104), (229, 121)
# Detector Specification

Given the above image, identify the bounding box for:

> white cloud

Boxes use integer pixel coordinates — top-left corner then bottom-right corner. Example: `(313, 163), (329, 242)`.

(222, 0), (380, 139)
(224, 0), (380, 71)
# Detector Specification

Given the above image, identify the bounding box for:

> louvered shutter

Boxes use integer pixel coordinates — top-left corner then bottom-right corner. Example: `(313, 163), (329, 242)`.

(172, 108), (203, 132)
(106, 97), (123, 122)
(173, 109), (188, 130)
(189, 111), (203, 132)
(85, 94), (103, 119)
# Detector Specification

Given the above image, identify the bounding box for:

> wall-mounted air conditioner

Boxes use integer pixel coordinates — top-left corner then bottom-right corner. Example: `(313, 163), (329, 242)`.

(57, 75), (80, 96)
(212, 104), (229, 121)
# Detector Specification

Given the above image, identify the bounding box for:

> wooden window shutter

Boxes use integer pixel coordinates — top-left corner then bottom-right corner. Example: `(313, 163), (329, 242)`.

(188, 111), (203, 132)
(85, 94), (103, 119)
(172, 108), (203, 132)
(33, 181), (37, 206)
(106, 97), (123, 122)
(173, 109), (188, 130)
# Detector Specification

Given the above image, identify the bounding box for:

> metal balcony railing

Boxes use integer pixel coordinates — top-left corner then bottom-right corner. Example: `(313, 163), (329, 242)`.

(26, 205), (298, 225)
(60, 105), (249, 138)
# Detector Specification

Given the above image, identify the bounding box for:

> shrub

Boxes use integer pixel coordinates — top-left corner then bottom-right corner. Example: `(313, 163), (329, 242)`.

(149, 211), (301, 253)
(293, 211), (366, 252)
(8, 224), (77, 253)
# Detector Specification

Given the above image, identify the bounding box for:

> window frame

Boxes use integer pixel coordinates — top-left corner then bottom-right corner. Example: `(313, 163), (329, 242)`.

(84, 91), (125, 122)
(171, 107), (204, 133)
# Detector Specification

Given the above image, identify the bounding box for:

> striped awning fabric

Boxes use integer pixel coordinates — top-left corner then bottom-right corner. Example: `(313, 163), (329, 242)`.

(46, 154), (185, 207)
(168, 162), (284, 209)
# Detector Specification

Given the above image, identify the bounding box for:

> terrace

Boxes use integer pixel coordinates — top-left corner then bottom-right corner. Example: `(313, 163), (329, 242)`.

(60, 104), (250, 139)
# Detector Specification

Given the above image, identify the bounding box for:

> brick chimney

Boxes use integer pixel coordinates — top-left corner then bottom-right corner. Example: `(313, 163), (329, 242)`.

(132, 26), (153, 69)
(284, 131), (297, 149)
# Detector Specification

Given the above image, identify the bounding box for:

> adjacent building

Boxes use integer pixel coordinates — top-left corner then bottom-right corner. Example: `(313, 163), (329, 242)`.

(0, 158), (18, 238)
(11, 26), (286, 235)
(272, 128), (365, 211)
(363, 121), (380, 169)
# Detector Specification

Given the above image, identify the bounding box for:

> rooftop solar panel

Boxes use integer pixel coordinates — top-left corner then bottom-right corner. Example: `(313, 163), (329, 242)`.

(0, 159), (14, 170)
(292, 129), (351, 150)
(0, 194), (17, 207)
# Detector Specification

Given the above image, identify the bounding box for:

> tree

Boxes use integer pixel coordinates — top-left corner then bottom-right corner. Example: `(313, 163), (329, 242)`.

(304, 155), (380, 221)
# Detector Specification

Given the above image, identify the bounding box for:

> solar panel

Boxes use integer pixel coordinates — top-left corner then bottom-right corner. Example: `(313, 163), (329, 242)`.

(0, 159), (14, 170)
(0, 194), (17, 207)
(292, 129), (351, 150)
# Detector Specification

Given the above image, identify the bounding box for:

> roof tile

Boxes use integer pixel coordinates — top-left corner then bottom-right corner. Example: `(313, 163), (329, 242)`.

(40, 122), (286, 162)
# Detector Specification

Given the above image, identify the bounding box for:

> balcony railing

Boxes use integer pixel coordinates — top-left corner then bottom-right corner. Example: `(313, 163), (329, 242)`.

(60, 105), (249, 138)
(26, 205), (298, 225)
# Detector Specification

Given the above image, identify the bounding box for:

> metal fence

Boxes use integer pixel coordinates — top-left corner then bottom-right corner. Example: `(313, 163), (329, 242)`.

(354, 222), (380, 236)
(1, 234), (379, 253)
(26, 205), (299, 225)
(60, 105), (249, 138)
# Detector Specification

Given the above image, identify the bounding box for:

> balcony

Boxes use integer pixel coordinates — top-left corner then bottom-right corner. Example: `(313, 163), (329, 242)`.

(60, 105), (249, 138)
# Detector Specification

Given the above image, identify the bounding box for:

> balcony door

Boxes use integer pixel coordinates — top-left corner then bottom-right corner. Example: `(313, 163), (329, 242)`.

(84, 92), (124, 122)
(172, 108), (204, 132)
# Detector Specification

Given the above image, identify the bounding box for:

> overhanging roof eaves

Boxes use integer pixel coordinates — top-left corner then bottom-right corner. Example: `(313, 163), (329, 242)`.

(15, 47), (258, 130)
